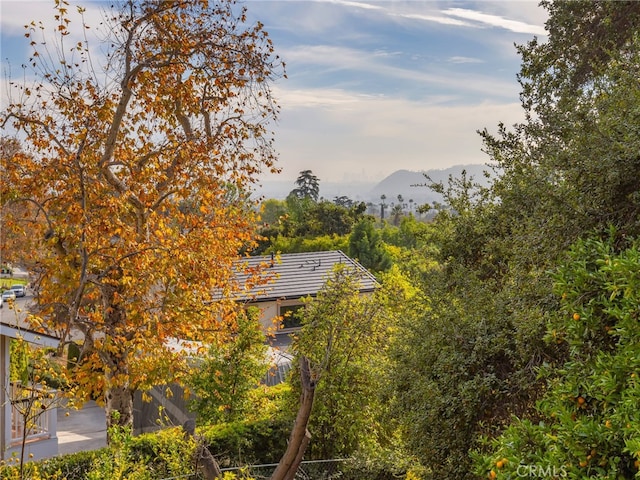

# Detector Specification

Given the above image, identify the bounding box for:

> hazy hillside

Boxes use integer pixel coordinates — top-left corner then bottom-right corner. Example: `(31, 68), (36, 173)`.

(254, 179), (377, 203)
(255, 164), (492, 205)
(368, 164), (491, 206)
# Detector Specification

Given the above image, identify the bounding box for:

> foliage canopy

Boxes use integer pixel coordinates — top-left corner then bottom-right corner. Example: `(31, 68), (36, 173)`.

(1, 0), (284, 430)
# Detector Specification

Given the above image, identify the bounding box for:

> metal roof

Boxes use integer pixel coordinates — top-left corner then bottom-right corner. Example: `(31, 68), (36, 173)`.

(235, 250), (379, 303)
(0, 321), (60, 347)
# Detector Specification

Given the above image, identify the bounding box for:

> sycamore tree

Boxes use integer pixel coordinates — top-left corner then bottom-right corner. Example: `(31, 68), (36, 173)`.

(0, 0), (284, 432)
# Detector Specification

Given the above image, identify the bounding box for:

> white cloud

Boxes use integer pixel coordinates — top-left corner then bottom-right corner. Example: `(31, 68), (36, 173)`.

(271, 86), (526, 182)
(325, 0), (384, 11)
(395, 12), (474, 27)
(444, 7), (547, 36)
(448, 56), (484, 64)
(278, 44), (519, 101)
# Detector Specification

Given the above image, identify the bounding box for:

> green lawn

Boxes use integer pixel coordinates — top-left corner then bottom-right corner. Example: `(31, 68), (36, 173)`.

(0, 277), (27, 291)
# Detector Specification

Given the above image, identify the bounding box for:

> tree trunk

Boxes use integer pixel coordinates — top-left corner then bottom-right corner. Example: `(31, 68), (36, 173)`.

(104, 381), (134, 439)
(101, 273), (135, 439)
(282, 429), (311, 480)
(183, 419), (223, 480)
(103, 346), (134, 443)
(270, 356), (317, 480)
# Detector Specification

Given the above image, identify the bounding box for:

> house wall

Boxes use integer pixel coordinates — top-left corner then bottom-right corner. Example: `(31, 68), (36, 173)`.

(252, 298), (305, 334)
(254, 301), (279, 332)
(1, 336), (9, 458)
(1, 335), (58, 461)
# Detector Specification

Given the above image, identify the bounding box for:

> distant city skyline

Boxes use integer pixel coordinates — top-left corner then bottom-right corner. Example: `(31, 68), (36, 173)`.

(1, 1), (548, 183)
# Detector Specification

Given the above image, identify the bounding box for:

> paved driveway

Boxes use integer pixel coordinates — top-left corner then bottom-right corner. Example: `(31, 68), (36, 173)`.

(56, 400), (107, 456)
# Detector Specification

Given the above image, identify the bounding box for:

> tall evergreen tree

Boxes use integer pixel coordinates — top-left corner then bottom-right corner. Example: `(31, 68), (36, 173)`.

(290, 170), (320, 202)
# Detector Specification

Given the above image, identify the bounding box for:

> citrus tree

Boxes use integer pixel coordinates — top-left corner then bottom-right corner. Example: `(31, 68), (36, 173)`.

(474, 232), (640, 479)
(0, 0), (284, 431)
(388, 2), (640, 476)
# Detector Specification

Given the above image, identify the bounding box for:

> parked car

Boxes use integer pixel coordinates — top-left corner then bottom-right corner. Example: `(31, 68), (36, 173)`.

(2, 290), (17, 302)
(10, 284), (26, 297)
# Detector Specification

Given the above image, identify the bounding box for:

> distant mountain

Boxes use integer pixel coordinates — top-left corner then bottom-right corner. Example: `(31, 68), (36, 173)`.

(255, 164), (492, 205)
(368, 164), (491, 206)
(253, 179), (377, 202)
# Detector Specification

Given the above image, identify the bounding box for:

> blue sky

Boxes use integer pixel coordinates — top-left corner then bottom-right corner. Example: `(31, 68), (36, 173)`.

(1, 1), (548, 183)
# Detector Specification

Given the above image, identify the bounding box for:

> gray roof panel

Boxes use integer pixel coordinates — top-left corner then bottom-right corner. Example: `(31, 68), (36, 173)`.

(235, 250), (379, 302)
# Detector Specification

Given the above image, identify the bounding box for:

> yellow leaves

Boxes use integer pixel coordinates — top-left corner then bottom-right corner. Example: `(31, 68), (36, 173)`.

(7, 0), (283, 418)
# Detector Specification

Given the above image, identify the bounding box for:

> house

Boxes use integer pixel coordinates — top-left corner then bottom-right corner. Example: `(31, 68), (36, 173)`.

(135, 251), (378, 431)
(0, 322), (60, 461)
(235, 250), (380, 342)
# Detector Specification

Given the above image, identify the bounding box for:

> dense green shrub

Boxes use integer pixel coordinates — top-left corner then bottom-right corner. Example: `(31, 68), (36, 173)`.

(126, 427), (198, 478)
(1, 412), (413, 479)
(0, 450), (100, 480)
(200, 417), (291, 467)
(265, 234), (348, 254)
(473, 233), (640, 479)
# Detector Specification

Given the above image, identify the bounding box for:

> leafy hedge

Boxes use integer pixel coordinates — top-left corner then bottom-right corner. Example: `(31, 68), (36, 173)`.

(0, 417), (290, 480)
(200, 417), (291, 467)
(1, 450), (99, 480)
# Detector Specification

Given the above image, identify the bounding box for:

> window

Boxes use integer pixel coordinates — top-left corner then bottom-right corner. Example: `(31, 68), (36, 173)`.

(279, 304), (305, 330)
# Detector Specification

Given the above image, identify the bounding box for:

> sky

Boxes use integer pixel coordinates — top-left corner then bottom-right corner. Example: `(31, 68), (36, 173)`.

(0, 0), (548, 183)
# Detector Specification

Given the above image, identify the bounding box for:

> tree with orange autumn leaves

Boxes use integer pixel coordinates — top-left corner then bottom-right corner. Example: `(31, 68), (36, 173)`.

(0, 0), (284, 433)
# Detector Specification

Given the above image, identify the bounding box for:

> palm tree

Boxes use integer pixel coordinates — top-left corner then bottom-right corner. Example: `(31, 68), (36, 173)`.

(391, 204), (403, 225)
(380, 194), (387, 220)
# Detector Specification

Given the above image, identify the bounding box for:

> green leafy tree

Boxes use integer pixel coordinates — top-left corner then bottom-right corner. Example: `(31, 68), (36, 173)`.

(288, 264), (406, 460)
(267, 234), (348, 255)
(388, 2), (640, 475)
(333, 195), (353, 208)
(259, 199), (288, 228)
(348, 218), (392, 273)
(380, 215), (433, 250)
(276, 198), (364, 240)
(390, 253), (517, 479)
(306, 201), (355, 236)
(474, 232), (640, 479)
(188, 308), (268, 424)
